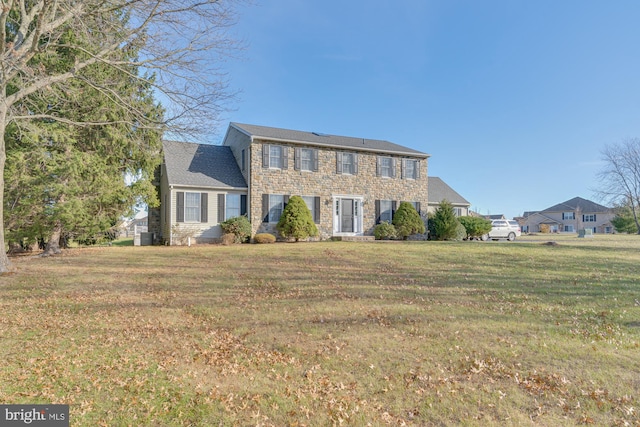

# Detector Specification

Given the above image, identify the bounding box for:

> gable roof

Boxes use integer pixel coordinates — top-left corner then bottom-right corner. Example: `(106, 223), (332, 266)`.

(230, 122), (429, 158)
(163, 140), (247, 189)
(542, 197), (610, 213)
(428, 177), (470, 206)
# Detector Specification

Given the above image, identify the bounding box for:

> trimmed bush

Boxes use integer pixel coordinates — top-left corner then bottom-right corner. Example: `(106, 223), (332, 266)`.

(254, 233), (276, 244)
(220, 215), (251, 243)
(221, 233), (236, 245)
(374, 221), (397, 240)
(453, 221), (467, 241)
(458, 216), (492, 240)
(276, 196), (319, 241)
(392, 202), (426, 239)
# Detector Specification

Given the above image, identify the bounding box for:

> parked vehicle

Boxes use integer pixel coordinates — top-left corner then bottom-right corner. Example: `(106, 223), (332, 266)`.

(481, 219), (522, 241)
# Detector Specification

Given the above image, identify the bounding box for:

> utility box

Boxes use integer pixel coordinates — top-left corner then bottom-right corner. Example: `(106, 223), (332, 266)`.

(578, 228), (594, 238)
(140, 232), (154, 246)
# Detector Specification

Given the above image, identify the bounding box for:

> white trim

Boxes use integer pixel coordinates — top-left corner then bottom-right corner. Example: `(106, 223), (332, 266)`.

(332, 195), (364, 235)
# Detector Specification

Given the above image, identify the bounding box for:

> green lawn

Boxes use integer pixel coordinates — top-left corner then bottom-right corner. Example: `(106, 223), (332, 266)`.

(1, 234), (639, 426)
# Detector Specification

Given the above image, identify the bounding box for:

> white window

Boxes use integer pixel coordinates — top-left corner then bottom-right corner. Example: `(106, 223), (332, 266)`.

(269, 195), (285, 223)
(185, 192), (201, 222)
(564, 225), (574, 232)
(562, 212), (575, 220)
(342, 153), (356, 175)
(583, 214), (596, 222)
(226, 194), (241, 219)
(270, 145), (283, 169)
(403, 159), (419, 180)
(454, 207), (463, 217)
(302, 196), (320, 223)
(378, 157), (395, 178)
(301, 148), (313, 171)
(379, 200), (393, 223)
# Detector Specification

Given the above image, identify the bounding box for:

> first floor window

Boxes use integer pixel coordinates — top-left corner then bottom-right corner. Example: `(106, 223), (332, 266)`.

(185, 192), (201, 222)
(454, 207), (463, 217)
(226, 194), (241, 219)
(302, 196), (321, 223)
(376, 200), (394, 223)
(176, 191), (208, 223)
(564, 225), (574, 232)
(263, 194), (288, 223)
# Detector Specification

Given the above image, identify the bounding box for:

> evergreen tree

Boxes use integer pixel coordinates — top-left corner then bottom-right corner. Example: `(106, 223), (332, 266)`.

(277, 196), (319, 241)
(429, 200), (460, 240)
(392, 202), (425, 239)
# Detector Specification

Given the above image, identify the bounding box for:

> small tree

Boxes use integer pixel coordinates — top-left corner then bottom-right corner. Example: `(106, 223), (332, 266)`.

(611, 205), (638, 233)
(374, 221), (397, 240)
(392, 202), (425, 240)
(458, 216), (492, 240)
(276, 196), (318, 241)
(429, 200), (460, 240)
(220, 216), (252, 243)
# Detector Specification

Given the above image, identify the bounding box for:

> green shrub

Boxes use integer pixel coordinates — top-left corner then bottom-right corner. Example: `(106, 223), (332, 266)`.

(276, 196), (319, 241)
(254, 233), (276, 244)
(453, 221), (467, 241)
(392, 202), (426, 240)
(221, 233), (236, 245)
(374, 221), (397, 240)
(429, 200), (459, 240)
(458, 216), (492, 240)
(220, 215), (251, 243)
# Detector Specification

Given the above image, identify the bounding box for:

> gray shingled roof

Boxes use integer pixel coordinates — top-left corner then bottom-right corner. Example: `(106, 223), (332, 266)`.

(542, 197), (610, 213)
(163, 140), (247, 189)
(428, 177), (470, 205)
(231, 122), (429, 157)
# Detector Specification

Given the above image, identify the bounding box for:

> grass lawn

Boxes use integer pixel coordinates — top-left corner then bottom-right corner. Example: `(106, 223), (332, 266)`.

(1, 234), (639, 426)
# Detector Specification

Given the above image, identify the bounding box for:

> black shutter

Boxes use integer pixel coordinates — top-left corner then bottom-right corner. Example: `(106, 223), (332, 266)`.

(375, 200), (381, 224)
(391, 158), (396, 178)
(314, 196), (320, 224)
(353, 153), (358, 175)
(392, 201), (397, 220)
(284, 195), (290, 208)
(416, 202), (421, 215)
(376, 157), (381, 177)
(262, 194), (269, 223)
(218, 194), (225, 222)
(336, 152), (343, 174)
(294, 147), (301, 170)
(312, 149), (319, 172)
(176, 192), (184, 223)
(200, 193), (208, 223)
(282, 147), (289, 169)
(415, 160), (420, 179)
(241, 195), (247, 216)
(262, 144), (270, 168)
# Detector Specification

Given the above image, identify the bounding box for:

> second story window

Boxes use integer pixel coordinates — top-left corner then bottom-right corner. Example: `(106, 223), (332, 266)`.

(583, 214), (596, 222)
(402, 159), (419, 180)
(262, 144), (288, 169)
(377, 156), (396, 178)
(294, 147), (319, 172)
(562, 212), (575, 220)
(336, 152), (358, 175)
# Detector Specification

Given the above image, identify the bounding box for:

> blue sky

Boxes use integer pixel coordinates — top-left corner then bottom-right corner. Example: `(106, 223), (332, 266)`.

(216, 0), (640, 218)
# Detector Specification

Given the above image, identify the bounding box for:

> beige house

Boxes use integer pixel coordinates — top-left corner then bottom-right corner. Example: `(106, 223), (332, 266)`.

(522, 197), (614, 234)
(152, 123), (430, 243)
(426, 177), (470, 217)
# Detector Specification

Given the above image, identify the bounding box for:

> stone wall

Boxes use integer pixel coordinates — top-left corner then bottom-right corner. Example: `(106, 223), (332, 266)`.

(247, 139), (428, 239)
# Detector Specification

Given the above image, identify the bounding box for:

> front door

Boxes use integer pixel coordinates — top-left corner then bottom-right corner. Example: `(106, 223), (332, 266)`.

(341, 199), (354, 232)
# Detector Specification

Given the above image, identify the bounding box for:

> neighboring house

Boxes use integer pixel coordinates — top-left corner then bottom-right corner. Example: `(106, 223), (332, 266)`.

(427, 177), (470, 217)
(151, 122), (430, 243)
(484, 214), (506, 220)
(125, 216), (148, 236)
(522, 196), (614, 234)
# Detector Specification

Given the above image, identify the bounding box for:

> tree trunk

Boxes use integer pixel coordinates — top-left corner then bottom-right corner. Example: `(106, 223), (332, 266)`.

(0, 105), (15, 273)
(43, 223), (64, 256)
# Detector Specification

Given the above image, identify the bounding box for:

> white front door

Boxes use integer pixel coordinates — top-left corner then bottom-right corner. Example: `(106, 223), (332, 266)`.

(333, 196), (363, 235)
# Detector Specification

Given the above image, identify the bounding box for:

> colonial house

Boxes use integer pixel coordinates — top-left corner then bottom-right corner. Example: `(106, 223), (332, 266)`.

(522, 196), (614, 234)
(426, 177), (471, 217)
(151, 122), (430, 244)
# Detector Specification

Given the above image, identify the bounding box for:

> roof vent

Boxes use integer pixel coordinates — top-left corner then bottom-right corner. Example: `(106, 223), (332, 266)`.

(312, 132), (329, 137)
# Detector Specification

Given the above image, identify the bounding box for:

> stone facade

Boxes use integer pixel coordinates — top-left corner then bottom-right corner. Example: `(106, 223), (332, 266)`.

(224, 127), (429, 239)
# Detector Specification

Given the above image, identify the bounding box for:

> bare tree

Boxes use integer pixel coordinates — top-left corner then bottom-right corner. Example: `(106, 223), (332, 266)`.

(1, 0), (243, 272)
(596, 139), (640, 234)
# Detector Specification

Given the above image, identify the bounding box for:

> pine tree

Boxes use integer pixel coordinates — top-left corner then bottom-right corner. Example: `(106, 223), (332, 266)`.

(392, 202), (425, 239)
(429, 200), (460, 240)
(276, 196), (319, 242)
